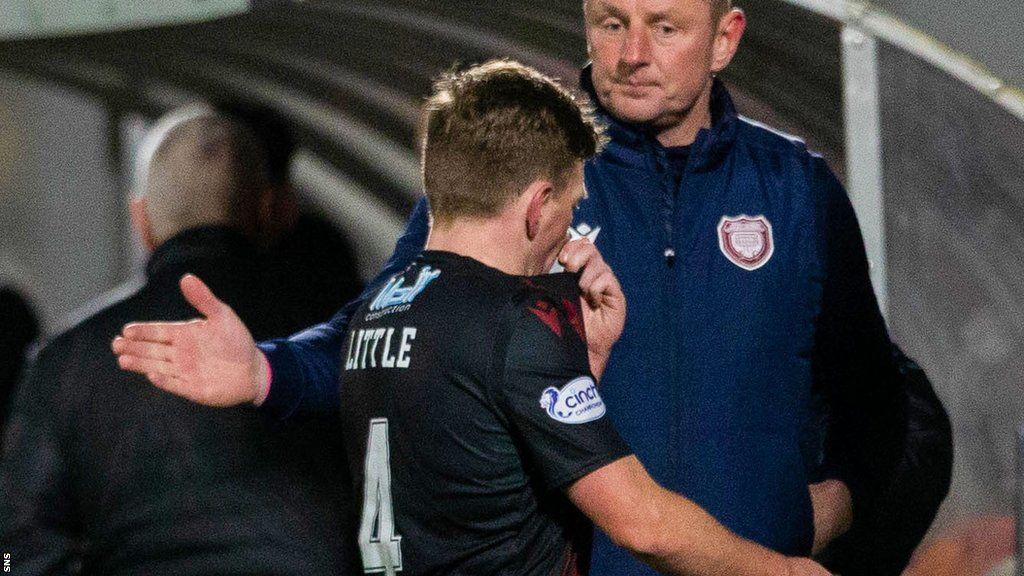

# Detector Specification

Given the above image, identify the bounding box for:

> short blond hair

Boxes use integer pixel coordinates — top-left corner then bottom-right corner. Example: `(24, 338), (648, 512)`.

(422, 60), (605, 225)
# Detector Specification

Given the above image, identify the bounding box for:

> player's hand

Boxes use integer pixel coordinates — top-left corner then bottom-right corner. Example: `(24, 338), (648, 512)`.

(111, 274), (268, 407)
(786, 557), (832, 576)
(558, 239), (625, 379)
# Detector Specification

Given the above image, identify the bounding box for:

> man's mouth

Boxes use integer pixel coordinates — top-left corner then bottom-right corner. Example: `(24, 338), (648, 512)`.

(616, 83), (656, 96)
(616, 78), (656, 87)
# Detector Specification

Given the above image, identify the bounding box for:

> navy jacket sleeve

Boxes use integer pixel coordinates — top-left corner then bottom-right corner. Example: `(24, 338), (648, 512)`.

(0, 345), (78, 574)
(810, 159), (907, 520)
(258, 197), (431, 419)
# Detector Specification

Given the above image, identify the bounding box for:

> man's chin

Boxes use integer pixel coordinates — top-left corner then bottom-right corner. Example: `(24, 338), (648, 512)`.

(603, 95), (663, 126)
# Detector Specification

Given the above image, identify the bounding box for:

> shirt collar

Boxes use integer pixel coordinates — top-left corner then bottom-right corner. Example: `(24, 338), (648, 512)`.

(145, 226), (258, 281)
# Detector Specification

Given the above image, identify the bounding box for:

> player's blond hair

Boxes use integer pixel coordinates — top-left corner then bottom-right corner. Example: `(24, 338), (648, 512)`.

(421, 60), (605, 226)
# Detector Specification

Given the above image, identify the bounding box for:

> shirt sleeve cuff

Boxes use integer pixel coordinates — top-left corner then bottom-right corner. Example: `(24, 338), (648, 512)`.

(255, 340), (305, 419)
(252, 351), (272, 406)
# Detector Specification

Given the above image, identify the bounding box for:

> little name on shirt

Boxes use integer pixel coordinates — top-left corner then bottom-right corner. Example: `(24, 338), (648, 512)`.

(344, 326), (417, 370)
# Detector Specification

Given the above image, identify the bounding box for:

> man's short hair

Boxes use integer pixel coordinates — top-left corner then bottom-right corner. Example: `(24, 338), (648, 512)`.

(143, 109), (271, 243)
(583, 0), (733, 23)
(421, 60), (605, 225)
(713, 0), (733, 21)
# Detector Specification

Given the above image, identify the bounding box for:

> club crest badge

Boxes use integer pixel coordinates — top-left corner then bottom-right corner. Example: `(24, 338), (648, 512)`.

(717, 215), (774, 271)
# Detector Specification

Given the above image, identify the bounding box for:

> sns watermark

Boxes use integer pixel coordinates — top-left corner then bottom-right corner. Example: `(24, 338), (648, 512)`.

(4, 551), (10, 572)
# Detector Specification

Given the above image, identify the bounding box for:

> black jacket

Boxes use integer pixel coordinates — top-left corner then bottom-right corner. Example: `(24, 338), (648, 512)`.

(822, 348), (954, 575)
(0, 227), (354, 575)
(0, 287), (38, 431)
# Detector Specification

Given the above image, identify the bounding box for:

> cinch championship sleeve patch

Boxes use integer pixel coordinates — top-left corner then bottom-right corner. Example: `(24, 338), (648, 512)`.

(498, 294), (632, 491)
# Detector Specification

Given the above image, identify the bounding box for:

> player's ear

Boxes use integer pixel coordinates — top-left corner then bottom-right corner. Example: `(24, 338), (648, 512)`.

(524, 179), (554, 241)
(711, 8), (745, 74)
(129, 197), (158, 252)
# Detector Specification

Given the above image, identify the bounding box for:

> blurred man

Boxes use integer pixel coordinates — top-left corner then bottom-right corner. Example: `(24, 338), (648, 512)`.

(220, 102), (364, 328)
(0, 109), (352, 575)
(115, 60), (830, 576)
(0, 286), (38, 432)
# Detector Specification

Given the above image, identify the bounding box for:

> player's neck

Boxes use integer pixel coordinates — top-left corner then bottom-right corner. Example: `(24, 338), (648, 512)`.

(427, 219), (529, 276)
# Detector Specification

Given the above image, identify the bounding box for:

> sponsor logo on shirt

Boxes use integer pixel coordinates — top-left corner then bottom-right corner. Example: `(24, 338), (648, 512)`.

(569, 222), (601, 243)
(717, 215), (774, 271)
(550, 223), (601, 273)
(539, 376), (606, 424)
(368, 266), (441, 316)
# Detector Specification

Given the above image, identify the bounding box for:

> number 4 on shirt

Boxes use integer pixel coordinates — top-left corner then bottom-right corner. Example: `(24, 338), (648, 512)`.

(359, 418), (404, 575)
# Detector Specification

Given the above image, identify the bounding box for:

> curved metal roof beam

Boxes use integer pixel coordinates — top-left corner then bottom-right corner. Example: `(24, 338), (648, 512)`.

(779, 0), (1024, 120)
(189, 59), (422, 200)
(312, 3), (578, 80)
(0, 54), (129, 95)
(291, 149), (406, 280)
(186, 42), (422, 129)
(2, 48), (420, 207)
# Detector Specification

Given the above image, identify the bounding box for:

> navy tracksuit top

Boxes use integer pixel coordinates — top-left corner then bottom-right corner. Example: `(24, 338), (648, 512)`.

(259, 70), (905, 575)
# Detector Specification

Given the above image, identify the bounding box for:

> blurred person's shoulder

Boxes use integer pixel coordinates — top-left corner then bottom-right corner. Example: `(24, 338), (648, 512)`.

(38, 277), (158, 374)
(0, 286), (39, 353)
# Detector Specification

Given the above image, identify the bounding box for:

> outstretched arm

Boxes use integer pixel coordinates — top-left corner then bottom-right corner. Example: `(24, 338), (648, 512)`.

(569, 457), (831, 576)
(112, 197), (432, 416)
(112, 273), (267, 407)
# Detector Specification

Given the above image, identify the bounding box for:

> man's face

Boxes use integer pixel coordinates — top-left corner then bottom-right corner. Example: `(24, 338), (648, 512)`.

(536, 164), (586, 273)
(585, 0), (721, 130)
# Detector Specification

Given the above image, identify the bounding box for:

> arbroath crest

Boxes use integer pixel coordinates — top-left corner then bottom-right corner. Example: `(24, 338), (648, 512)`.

(717, 215), (774, 271)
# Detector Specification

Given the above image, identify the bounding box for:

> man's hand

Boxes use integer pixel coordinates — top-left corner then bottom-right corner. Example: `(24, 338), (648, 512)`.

(809, 479), (853, 555)
(558, 239), (625, 380)
(111, 274), (267, 407)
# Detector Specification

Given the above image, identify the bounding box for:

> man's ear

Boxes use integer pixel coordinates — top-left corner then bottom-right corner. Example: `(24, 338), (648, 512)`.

(524, 179), (555, 241)
(259, 184), (299, 244)
(129, 197), (158, 252)
(711, 8), (746, 74)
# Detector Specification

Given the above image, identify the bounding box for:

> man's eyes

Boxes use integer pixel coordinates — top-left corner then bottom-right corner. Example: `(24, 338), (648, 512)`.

(595, 19), (678, 36)
(599, 18), (624, 32)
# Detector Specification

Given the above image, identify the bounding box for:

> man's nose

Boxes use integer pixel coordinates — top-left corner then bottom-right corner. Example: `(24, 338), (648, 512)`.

(620, 26), (651, 68)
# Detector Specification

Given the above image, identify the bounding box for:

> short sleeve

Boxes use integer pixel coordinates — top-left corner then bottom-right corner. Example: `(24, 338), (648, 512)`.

(496, 282), (632, 491)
